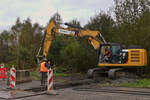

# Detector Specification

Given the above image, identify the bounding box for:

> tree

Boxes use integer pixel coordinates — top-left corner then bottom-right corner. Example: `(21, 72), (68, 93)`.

(84, 12), (115, 42)
(47, 35), (69, 65)
(0, 30), (12, 63)
(114, 0), (150, 24)
(113, 0), (150, 45)
(67, 19), (81, 28)
(9, 18), (43, 69)
(60, 37), (97, 72)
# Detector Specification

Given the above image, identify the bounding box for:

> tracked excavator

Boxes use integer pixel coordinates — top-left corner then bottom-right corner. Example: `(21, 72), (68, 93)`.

(36, 19), (147, 79)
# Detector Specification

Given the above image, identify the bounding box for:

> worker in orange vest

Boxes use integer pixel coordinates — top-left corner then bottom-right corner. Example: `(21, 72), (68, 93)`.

(40, 58), (48, 86)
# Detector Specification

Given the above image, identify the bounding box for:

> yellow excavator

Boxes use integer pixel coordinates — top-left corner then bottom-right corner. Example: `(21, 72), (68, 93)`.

(37, 19), (147, 79)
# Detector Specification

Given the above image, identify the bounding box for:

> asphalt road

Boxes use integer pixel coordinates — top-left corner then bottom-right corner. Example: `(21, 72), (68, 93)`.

(9, 88), (150, 100)
(0, 78), (150, 100)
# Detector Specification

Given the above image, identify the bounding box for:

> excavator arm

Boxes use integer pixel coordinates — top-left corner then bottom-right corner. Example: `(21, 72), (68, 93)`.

(37, 19), (106, 60)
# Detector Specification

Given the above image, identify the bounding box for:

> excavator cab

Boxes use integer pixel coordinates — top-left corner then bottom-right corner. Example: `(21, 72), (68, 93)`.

(98, 43), (147, 67)
(99, 43), (123, 64)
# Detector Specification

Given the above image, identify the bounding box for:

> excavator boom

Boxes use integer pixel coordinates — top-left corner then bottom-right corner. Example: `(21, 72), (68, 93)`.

(37, 19), (106, 58)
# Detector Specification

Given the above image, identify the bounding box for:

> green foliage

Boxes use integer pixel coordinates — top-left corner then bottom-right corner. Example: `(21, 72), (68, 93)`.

(114, 0), (150, 24)
(0, 31), (15, 63)
(55, 66), (68, 73)
(60, 39), (81, 72)
(119, 79), (150, 88)
(60, 37), (97, 72)
(47, 35), (69, 64)
(113, 0), (150, 44)
(30, 71), (40, 80)
(67, 19), (81, 28)
(0, 17), (43, 69)
(99, 79), (150, 88)
(54, 73), (71, 77)
(85, 12), (115, 42)
(48, 35), (97, 73)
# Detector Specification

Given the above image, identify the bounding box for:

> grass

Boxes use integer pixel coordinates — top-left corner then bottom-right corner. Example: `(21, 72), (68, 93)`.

(119, 79), (150, 88)
(54, 73), (71, 77)
(30, 71), (40, 80)
(30, 71), (72, 80)
(99, 79), (150, 88)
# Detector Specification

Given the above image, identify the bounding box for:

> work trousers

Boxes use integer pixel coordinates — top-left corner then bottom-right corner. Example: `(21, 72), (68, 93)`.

(41, 72), (47, 86)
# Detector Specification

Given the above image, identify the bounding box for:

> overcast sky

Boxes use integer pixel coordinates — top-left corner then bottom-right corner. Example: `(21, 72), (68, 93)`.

(0, 0), (114, 31)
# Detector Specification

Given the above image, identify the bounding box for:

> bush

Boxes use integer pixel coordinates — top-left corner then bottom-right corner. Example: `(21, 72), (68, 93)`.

(47, 35), (98, 73)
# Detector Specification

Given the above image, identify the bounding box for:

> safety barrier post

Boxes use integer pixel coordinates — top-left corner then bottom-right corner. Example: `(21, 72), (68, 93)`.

(0, 64), (6, 81)
(47, 68), (53, 92)
(10, 67), (16, 89)
(0, 68), (7, 79)
(0, 63), (4, 68)
(47, 68), (57, 95)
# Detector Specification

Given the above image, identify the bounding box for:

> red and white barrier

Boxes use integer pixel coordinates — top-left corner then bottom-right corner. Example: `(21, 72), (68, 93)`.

(0, 68), (7, 79)
(47, 68), (53, 92)
(10, 67), (16, 88)
(0, 64), (4, 68)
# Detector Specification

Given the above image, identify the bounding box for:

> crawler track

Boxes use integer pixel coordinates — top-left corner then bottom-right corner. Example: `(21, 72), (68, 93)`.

(73, 88), (150, 96)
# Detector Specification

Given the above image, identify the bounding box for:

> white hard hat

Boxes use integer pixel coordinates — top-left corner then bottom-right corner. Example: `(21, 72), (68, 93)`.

(42, 58), (47, 61)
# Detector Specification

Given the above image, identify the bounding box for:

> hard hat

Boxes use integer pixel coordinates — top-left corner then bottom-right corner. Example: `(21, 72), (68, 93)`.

(42, 58), (47, 61)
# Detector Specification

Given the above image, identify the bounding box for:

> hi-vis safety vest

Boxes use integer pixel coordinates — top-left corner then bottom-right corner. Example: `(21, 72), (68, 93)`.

(40, 62), (48, 72)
